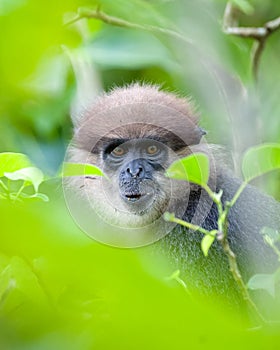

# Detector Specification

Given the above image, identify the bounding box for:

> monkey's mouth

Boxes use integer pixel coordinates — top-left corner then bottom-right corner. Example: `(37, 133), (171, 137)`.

(120, 181), (155, 206)
(122, 189), (153, 203)
(125, 193), (143, 201)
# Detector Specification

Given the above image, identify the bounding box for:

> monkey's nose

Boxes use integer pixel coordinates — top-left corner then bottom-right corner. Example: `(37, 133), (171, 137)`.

(125, 159), (145, 178)
(126, 166), (143, 178)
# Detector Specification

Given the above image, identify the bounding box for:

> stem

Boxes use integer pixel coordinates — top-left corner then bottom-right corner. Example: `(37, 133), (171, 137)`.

(13, 181), (26, 203)
(204, 180), (265, 323)
(0, 279), (16, 308)
(6, 179), (11, 201)
(203, 185), (223, 205)
(228, 181), (247, 208)
(251, 38), (265, 81)
(203, 184), (217, 202)
(168, 215), (216, 236)
(223, 2), (280, 80)
(65, 7), (192, 45)
(166, 270), (192, 298)
(271, 244), (280, 261)
(174, 275), (188, 290)
(0, 179), (8, 192)
(264, 238), (280, 261)
(203, 185), (225, 232)
(220, 235), (266, 324)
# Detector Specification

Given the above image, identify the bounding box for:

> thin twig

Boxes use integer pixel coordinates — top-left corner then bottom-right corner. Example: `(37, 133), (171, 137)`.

(64, 7), (193, 45)
(251, 39), (265, 82)
(263, 236), (280, 261)
(166, 214), (217, 237)
(13, 181), (26, 203)
(219, 233), (266, 324)
(223, 2), (280, 80)
(223, 5), (280, 39)
(227, 182), (247, 208)
(266, 16), (280, 33)
(218, 182), (266, 324)
(166, 270), (192, 297)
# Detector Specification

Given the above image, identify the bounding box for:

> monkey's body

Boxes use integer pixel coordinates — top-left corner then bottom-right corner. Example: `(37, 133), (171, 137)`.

(68, 83), (280, 305)
(159, 169), (280, 303)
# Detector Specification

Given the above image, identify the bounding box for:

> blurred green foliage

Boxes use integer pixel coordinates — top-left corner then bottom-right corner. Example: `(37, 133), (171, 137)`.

(1, 0), (280, 348)
(2, 197), (280, 350)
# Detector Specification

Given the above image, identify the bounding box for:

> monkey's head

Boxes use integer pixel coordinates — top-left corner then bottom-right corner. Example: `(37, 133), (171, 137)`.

(65, 84), (208, 246)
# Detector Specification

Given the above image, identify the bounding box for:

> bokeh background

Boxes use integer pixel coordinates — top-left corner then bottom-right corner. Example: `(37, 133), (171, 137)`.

(1, 0), (280, 349)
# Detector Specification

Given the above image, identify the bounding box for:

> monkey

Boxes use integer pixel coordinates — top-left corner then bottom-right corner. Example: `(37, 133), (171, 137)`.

(65, 83), (280, 308)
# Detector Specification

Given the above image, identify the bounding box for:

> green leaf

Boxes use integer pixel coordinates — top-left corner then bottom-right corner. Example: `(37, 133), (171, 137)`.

(0, 256), (48, 308)
(62, 162), (105, 178)
(0, 152), (32, 177)
(247, 273), (276, 297)
(201, 234), (215, 257)
(165, 153), (209, 187)
(242, 143), (280, 182)
(88, 29), (178, 72)
(4, 167), (44, 192)
(231, 0), (254, 15)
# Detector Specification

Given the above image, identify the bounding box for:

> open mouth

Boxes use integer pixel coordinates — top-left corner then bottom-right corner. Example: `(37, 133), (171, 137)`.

(120, 180), (154, 205)
(125, 193), (144, 201)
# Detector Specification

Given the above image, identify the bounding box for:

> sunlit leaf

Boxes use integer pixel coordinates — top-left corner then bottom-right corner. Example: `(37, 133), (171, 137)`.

(165, 153), (209, 187)
(242, 143), (280, 182)
(201, 234), (215, 257)
(247, 273), (276, 297)
(0, 152), (32, 177)
(62, 162), (105, 178)
(4, 167), (44, 192)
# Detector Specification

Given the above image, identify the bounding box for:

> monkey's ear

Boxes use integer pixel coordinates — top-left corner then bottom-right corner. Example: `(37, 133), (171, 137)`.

(199, 127), (207, 137)
(188, 126), (206, 145)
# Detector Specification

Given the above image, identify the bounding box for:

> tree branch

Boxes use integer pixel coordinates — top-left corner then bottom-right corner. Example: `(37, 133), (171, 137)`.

(223, 2), (280, 80)
(65, 7), (192, 45)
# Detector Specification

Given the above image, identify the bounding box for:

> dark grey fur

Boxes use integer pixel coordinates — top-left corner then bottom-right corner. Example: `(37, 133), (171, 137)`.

(159, 168), (280, 306)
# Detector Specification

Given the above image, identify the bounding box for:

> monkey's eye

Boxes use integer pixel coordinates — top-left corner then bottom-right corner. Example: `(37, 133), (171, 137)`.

(111, 146), (126, 157)
(146, 145), (159, 155)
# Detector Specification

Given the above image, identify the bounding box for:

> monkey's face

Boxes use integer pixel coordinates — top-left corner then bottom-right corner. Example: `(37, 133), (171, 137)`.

(64, 84), (206, 246)
(101, 138), (172, 216)
(78, 130), (189, 232)
(65, 128), (190, 247)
